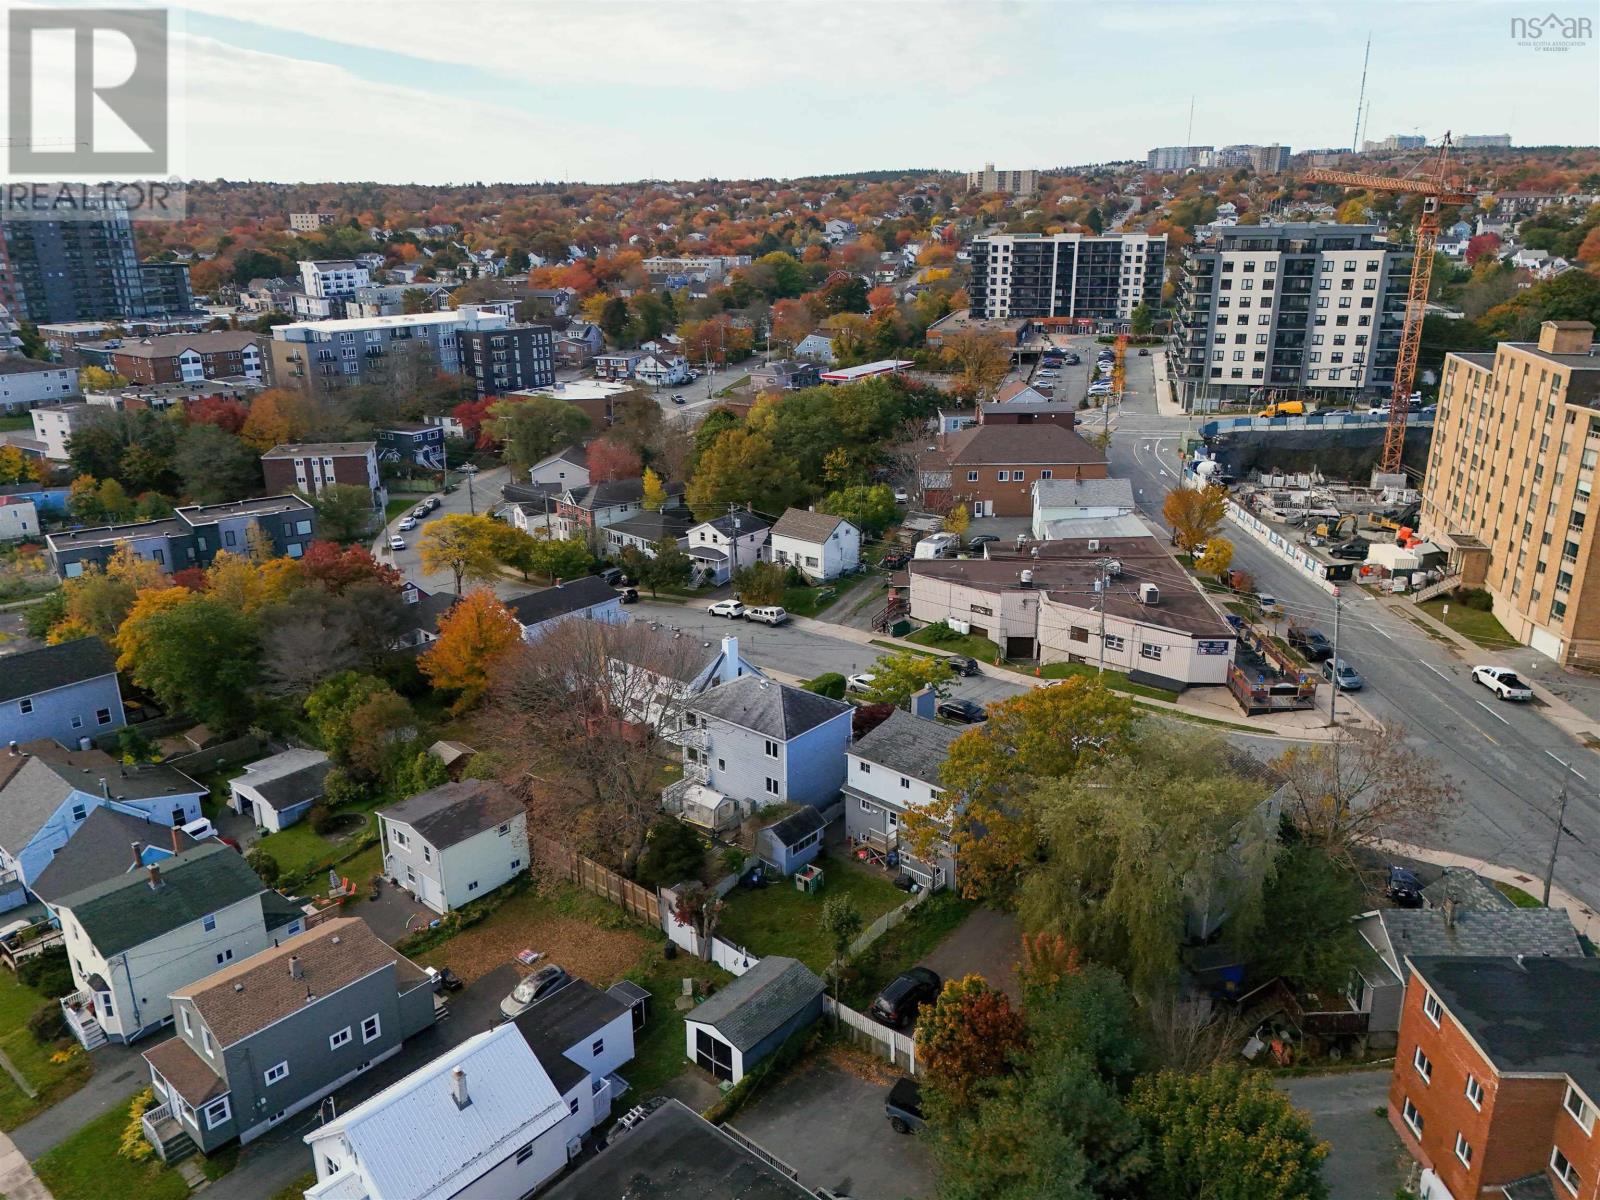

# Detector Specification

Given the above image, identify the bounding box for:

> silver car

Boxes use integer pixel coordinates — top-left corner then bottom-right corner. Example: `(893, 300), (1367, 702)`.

(499, 964), (569, 1019)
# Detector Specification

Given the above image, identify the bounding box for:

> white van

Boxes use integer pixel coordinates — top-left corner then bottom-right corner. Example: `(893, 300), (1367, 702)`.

(914, 533), (960, 559)
(745, 605), (789, 626)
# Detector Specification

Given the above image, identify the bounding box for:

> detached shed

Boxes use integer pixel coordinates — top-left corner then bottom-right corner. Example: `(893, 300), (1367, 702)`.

(683, 956), (824, 1083)
(756, 808), (826, 877)
(228, 748), (331, 832)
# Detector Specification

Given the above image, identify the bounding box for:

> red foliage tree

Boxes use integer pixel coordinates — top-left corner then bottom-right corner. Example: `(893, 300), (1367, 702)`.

(188, 395), (249, 435)
(452, 397), (498, 448)
(586, 437), (642, 483)
(1466, 233), (1503, 266)
(298, 541), (402, 594)
(171, 567), (209, 592)
(915, 975), (1027, 1102)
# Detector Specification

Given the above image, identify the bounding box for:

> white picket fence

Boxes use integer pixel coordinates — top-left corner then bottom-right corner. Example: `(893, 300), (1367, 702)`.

(825, 996), (918, 1075)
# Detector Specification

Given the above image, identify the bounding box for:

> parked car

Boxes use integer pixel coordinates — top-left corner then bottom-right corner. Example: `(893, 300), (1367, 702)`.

(1385, 866), (1424, 908)
(1063, 353), (1081, 365)
(947, 655), (980, 677)
(885, 1077), (925, 1134)
(707, 598), (745, 619)
(412, 506), (429, 520)
(398, 517), (416, 531)
(1321, 657), (1364, 691)
(672, 394), (686, 405)
(893, 489), (910, 504)
(1254, 593), (1282, 616)
(616, 586), (639, 604)
(847, 672), (877, 694)
(1287, 627), (1334, 662)
(745, 605), (789, 626)
(967, 534), (999, 551)
(499, 964), (570, 1018)
(388, 535), (406, 551)
(600, 566), (625, 586)
(1138, 347), (1150, 356)
(1473, 665), (1533, 701)
(425, 496), (440, 513)
(1329, 538), (1371, 561)
(937, 698), (988, 724)
(871, 967), (942, 1029)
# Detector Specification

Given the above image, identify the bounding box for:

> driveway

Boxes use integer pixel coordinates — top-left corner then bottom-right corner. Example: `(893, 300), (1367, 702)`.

(732, 1053), (935, 1200)
(916, 907), (1020, 1002)
(360, 881), (442, 946)
(1278, 1070), (1408, 1200)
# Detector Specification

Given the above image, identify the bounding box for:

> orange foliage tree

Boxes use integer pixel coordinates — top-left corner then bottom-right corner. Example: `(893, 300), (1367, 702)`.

(420, 589), (522, 712)
(915, 974), (1027, 1102)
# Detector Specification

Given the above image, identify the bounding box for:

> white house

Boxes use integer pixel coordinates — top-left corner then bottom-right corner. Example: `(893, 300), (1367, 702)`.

(793, 333), (835, 364)
(686, 511), (771, 586)
(1030, 477), (1138, 540)
(768, 509), (860, 582)
(505, 576), (626, 642)
(843, 710), (962, 891)
(376, 781), (529, 914)
(635, 351), (690, 387)
(227, 748), (331, 833)
(609, 633), (764, 739)
(528, 444), (590, 492)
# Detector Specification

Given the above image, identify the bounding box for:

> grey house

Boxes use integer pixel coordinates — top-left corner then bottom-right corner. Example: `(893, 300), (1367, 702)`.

(45, 496), (318, 580)
(679, 677), (852, 813)
(682, 956), (824, 1083)
(228, 749), (331, 833)
(844, 710), (961, 890)
(141, 917), (435, 1160)
(377, 781), (528, 914)
(0, 637), (126, 750)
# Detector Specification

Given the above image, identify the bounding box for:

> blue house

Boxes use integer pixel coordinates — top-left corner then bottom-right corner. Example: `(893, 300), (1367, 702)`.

(375, 423), (446, 471)
(0, 638), (126, 749)
(680, 677), (852, 812)
(755, 808), (826, 877)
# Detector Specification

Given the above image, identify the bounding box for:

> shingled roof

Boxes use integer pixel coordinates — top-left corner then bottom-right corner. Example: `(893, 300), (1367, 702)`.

(688, 676), (850, 741)
(686, 956), (823, 1052)
(378, 781), (522, 850)
(849, 710), (960, 787)
(0, 637), (117, 705)
(770, 508), (851, 544)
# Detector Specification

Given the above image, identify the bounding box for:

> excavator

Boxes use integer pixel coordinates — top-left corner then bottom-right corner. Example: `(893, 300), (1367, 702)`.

(1314, 514), (1359, 540)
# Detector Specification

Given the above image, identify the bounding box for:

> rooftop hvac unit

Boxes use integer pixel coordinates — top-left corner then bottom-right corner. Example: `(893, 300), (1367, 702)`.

(1087, 539), (1100, 552)
(1139, 583), (1160, 606)
(1105, 560), (1122, 577)
(1019, 570), (1034, 588)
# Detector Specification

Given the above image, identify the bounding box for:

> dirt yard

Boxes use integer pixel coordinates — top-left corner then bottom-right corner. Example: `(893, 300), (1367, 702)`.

(417, 887), (652, 986)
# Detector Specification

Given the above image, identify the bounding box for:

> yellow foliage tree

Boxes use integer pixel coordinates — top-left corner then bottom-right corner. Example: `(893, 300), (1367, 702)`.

(54, 546), (169, 641)
(420, 589), (522, 712)
(205, 551), (303, 614)
(1162, 484), (1229, 554)
(1195, 536), (1234, 578)
(640, 467), (667, 512)
(239, 388), (311, 452)
(943, 503), (970, 538)
(114, 586), (193, 672)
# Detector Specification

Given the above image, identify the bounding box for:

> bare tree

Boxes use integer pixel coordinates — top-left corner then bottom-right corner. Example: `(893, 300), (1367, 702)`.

(482, 619), (712, 875)
(672, 882), (725, 962)
(1143, 993), (1247, 1072)
(1271, 721), (1461, 866)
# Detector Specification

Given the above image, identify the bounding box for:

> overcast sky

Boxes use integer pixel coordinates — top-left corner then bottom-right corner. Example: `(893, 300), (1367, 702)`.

(11, 0), (1600, 184)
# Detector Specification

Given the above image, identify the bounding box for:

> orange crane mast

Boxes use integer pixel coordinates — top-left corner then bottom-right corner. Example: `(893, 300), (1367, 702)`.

(1305, 135), (1477, 474)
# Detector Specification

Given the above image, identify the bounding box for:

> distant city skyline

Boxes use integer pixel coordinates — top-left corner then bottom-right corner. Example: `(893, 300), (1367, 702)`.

(25, 0), (1600, 184)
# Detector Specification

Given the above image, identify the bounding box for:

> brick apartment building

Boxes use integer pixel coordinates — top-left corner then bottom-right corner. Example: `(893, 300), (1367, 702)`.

(919, 422), (1108, 517)
(1421, 321), (1600, 668)
(1390, 955), (1600, 1200)
(110, 332), (267, 385)
(260, 442), (381, 505)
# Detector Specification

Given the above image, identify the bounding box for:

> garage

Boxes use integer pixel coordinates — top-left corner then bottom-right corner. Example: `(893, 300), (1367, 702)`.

(1531, 626), (1565, 662)
(682, 956), (824, 1084)
(1005, 635), (1035, 659)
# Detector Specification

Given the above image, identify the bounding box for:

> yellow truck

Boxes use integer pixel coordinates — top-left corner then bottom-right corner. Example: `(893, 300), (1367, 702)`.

(1257, 400), (1305, 418)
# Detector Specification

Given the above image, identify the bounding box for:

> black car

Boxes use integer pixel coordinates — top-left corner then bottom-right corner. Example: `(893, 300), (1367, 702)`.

(1386, 866), (1424, 908)
(937, 698), (988, 724)
(967, 534), (999, 551)
(871, 967), (942, 1029)
(1287, 627), (1334, 662)
(600, 567), (625, 586)
(885, 1077), (925, 1134)
(671, 394), (686, 405)
(428, 966), (464, 993)
(947, 655), (980, 677)
(1138, 348), (1150, 356)
(1329, 539), (1371, 561)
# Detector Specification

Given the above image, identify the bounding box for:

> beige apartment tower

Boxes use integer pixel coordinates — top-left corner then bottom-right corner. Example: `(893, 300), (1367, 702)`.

(1421, 321), (1600, 665)
(966, 164), (1039, 197)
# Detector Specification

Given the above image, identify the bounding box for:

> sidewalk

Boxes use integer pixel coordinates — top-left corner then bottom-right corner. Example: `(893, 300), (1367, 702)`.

(0, 1130), (53, 1200)
(1378, 838), (1600, 944)
(1148, 349), (1188, 419)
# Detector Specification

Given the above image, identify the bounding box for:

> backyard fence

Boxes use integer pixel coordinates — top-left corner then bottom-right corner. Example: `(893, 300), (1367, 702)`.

(534, 836), (661, 925)
(825, 996), (918, 1075)
(164, 733), (262, 777)
(846, 886), (930, 959)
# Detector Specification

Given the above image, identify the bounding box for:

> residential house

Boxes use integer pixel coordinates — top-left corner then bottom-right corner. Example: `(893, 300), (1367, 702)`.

(0, 358), (81, 412)
(980, 390), (1082, 429)
(0, 638), (125, 750)
(46, 496), (319, 579)
(1030, 477), (1137, 540)
(529, 444), (590, 491)
(921, 423), (1109, 518)
(824, 219), (858, 244)
(555, 478), (685, 542)
(54, 843), (301, 1048)
(844, 709), (962, 891)
(636, 350), (690, 387)
(374, 423), (446, 471)
(395, 581), (457, 651)
(510, 977), (635, 1128)
(140, 918), (435, 1158)
(1389, 955), (1600, 1200)
(594, 350), (644, 381)
(31, 402), (100, 460)
(227, 748), (332, 833)
(755, 808), (827, 877)
(377, 781), (528, 914)
(1348, 901), (1584, 1046)
(604, 508), (696, 557)
(679, 676), (852, 811)
(748, 360), (821, 393)
(108, 332), (266, 385)
(686, 511), (771, 586)
(260, 442), (382, 504)
(505, 577), (626, 642)
(557, 321), (604, 365)
(0, 743), (205, 909)
(908, 535), (1236, 684)
(683, 956), (824, 1084)
(609, 633), (764, 740)
(27, 806), (202, 907)
(544, 1098), (814, 1200)
(793, 333), (835, 365)
(769, 509), (860, 582)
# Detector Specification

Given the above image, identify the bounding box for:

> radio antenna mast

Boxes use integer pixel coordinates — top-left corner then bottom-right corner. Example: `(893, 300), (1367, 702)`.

(1352, 35), (1371, 152)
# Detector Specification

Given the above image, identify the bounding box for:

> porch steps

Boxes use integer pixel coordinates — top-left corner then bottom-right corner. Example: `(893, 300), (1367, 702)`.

(1409, 574), (1461, 604)
(152, 1118), (196, 1165)
(76, 1017), (106, 1051)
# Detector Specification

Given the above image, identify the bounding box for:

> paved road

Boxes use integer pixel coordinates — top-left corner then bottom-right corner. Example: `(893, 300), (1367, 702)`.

(1279, 1071), (1408, 1200)
(375, 465), (534, 601)
(1111, 351), (1600, 913)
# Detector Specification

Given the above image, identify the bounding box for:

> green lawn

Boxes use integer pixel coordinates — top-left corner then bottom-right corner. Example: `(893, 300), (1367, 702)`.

(271, 1172), (317, 1200)
(904, 624), (1000, 662)
(717, 854), (905, 975)
(1418, 598), (1516, 650)
(252, 811), (378, 886)
(385, 496), (417, 523)
(1494, 880), (1544, 908)
(782, 572), (875, 619)
(619, 950), (732, 1097)
(0, 413), (33, 432)
(33, 1103), (190, 1200)
(841, 892), (974, 1009)
(0, 970), (93, 1129)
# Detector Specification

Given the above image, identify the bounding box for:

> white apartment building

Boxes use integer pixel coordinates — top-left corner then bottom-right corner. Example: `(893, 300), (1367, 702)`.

(966, 164), (1039, 197)
(969, 232), (1166, 324)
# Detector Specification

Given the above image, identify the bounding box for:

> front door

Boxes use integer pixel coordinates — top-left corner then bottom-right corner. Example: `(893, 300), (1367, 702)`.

(972, 500), (992, 517)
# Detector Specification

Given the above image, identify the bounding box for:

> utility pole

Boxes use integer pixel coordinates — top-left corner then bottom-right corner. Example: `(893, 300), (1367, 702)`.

(728, 505), (742, 583)
(1327, 586), (1341, 727)
(466, 467), (476, 516)
(1096, 559), (1110, 674)
(1543, 751), (1582, 906)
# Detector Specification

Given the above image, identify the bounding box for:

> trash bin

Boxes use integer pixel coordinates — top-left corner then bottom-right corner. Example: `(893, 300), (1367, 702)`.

(889, 619), (912, 637)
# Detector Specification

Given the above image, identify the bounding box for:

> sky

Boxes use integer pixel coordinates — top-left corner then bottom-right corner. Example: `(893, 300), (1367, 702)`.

(6, 0), (1599, 184)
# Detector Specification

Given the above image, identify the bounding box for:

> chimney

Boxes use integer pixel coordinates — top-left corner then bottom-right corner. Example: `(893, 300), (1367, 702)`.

(289, 955), (303, 981)
(131, 841), (143, 871)
(451, 1066), (471, 1110)
(1442, 897), (1456, 930)
(147, 863), (162, 889)
(99, 778), (109, 799)
(172, 825), (183, 854)
(720, 636), (741, 685)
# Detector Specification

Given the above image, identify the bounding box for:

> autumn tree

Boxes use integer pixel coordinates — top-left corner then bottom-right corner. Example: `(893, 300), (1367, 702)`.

(305, 672), (398, 764)
(939, 329), (1012, 404)
(916, 975), (1027, 1102)
(1272, 722), (1460, 867)
(640, 467), (667, 512)
(586, 438), (642, 483)
(730, 560), (786, 605)
(672, 883), (725, 962)
(238, 388), (311, 452)
(54, 547), (168, 641)
(943, 503), (970, 538)
(297, 541), (401, 593)
(484, 395), (591, 471)
(523, 533), (591, 584)
(420, 588), (522, 712)
(204, 550), (302, 614)
(117, 592), (261, 734)
(419, 513), (506, 595)
(1162, 484), (1228, 553)
(1128, 1067), (1329, 1200)
(0, 444), (44, 486)
(1195, 535), (1234, 578)
(902, 678), (1137, 900)
(685, 428), (801, 521)
(861, 650), (954, 707)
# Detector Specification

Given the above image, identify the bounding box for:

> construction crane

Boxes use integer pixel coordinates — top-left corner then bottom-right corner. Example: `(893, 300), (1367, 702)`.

(1305, 134), (1477, 474)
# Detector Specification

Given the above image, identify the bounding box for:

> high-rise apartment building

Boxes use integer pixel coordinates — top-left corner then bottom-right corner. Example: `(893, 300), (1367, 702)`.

(965, 164), (1040, 197)
(1168, 223), (1409, 408)
(1147, 146), (1213, 171)
(0, 205), (146, 324)
(458, 322), (556, 397)
(137, 263), (196, 316)
(289, 212), (339, 232)
(1455, 134), (1512, 149)
(968, 233), (1166, 324)
(1249, 144), (1292, 174)
(1420, 321), (1600, 666)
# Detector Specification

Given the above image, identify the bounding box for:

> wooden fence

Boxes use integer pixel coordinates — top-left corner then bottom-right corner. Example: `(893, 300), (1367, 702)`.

(847, 886), (929, 959)
(825, 996), (917, 1075)
(534, 837), (661, 925)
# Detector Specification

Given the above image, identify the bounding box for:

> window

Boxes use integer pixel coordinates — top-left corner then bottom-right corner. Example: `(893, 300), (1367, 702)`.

(1413, 1045), (1433, 1084)
(1139, 643), (1163, 661)
(591, 1038), (604, 1056)
(202, 1028), (215, 1058)
(1402, 1096), (1424, 1137)
(361, 1014), (381, 1044)
(765, 777), (779, 796)
(1041, 469), (1053, 479)
(329, 1027), (352, 1050)
(391, 829), (409, 850)
(215, 949), (233, 965)
(202, 1097), (231, 1130)
(568, 1097), (580, 1116)
(764, 739), (778, 759)
(71, 803), (87, 821)
(423, 845), (432, 863)
(264, 1061), (289, 1087)
(71, 715), (83, 729)
(18, 698), (32, 714)
(181, 1008), (193, 1036)
(1104, 634), (1125, 651)
(516, 1143), (534, 1164)
(966, 470), (978, 482)
(96, 708), (112, 725)
(1423, 990), (1442, 1026)
(467, 881), (479, 892)
(1454, 1132), (1472, 1168)
(1552, 1147), (1580, 1194)
(1465, 1075), (1484, 1110)
(858, 761), (871, 775)
(1565, 1084), (1596, 1133)
(497, 823), (510, 837)
(202, 914), (216, 933)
